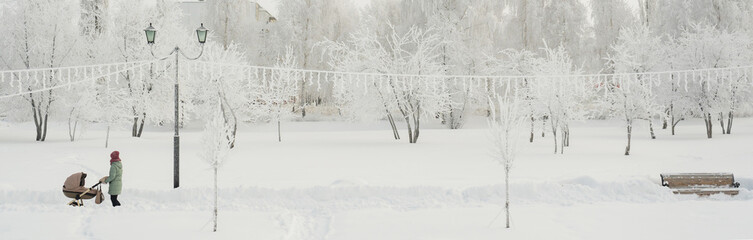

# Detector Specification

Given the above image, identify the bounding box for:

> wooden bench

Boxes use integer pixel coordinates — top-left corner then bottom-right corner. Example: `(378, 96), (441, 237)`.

(660, 173), (740, 196)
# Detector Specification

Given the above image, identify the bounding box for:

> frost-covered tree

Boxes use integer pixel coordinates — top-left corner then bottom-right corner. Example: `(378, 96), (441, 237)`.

(528, 46), (589, 154)
(643, 0), (753, 37)
(381, 26), (450, 143)
(487, 95), (526, 229)
(258, 46), (300, 142)
(93, 77), (132, 148)
(540, 0), (590, 68)
(206, 0), (262, 55)
(395, 0), (480, 129)
(478, 49), (537, 140)
(0, 0), (82, 141)
(323, 28), (403, 140)
(79, 0), (107, 37)
(674, 23), (753, 137)
(608, 26), (668, 154)
(192, 43), (251, 148)
(104, 0), (181, 137)
(324, 24), (450, 143)
(590, 0), (637, 72)
(199, 100), (234, 233)
(501, 0), (545, 51)
(274, 0), (358, 117)
(502, 0), (590, 70)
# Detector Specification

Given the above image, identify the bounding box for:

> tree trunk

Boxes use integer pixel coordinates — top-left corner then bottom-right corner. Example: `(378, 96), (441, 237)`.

(404, 115), (414, 144)
(31, 97), (42, 141)
(68, 109), (78, 142)
(105, 126), (110, 148)
(541, 116), (547, 138)
(505, 168), (510, 229)
(726, 112), (733, 134)
(661, 117), (668, 130)
(412, 106), (420, 143)
(375, 83), (400, 140)
(670, 117), (677, 136)
(387, 113), (400, 140)
(277, 120), (281, 142)
(560, 130), (565, 154)
(213, 166), (218, 232)
(219, 92), (237, 148)
(648, 120), (656, 139)
(34, 117), (42, 141)
(551, 127), (558, 154)
(704, 113), (713, 139)
(670, 114), (675, 136)
(625, 120), (632, 156)
(132, 116), (139, 137)
(718, 112), (726, 134)
(137, 113), (146, 137)
(41, 113), (49, 141)
(529, 115), (535, 143)
(299, 80), (306, 119)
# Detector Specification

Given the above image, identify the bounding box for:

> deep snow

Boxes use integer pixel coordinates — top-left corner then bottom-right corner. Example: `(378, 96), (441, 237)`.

(0, 117), (751, 239)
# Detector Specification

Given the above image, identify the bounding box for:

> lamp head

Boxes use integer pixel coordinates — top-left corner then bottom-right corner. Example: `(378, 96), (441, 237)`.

(196, 23), (208, 44)
(144, 23), (157, 45)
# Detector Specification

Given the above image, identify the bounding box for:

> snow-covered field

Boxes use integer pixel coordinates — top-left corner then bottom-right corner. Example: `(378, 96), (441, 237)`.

(1, 117), (752, 240)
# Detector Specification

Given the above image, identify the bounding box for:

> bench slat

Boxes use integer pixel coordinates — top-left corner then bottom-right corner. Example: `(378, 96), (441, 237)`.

(671, 188), (739, 196)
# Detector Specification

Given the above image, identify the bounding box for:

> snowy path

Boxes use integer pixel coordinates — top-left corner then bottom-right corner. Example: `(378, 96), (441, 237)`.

(5, 177), (752, 211)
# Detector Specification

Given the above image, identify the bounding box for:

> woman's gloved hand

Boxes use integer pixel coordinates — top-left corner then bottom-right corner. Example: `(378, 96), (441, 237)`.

(99, 176), (109, 183)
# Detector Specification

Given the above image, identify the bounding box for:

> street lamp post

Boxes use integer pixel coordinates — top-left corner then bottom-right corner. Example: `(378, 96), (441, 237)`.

(145, 23), (208, 189)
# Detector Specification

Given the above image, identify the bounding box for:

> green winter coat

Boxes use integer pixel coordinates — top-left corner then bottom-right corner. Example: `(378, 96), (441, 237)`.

(105, 161), (123, 195)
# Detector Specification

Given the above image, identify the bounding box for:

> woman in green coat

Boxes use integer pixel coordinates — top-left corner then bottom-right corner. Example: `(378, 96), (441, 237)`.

(100, 151), (123, 207)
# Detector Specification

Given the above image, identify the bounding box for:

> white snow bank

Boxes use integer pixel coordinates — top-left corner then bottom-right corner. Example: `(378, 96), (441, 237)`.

(1, 118), (752, 239)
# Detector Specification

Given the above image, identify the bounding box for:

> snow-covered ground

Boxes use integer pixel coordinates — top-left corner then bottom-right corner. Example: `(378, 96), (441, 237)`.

(1, 117), (752, 239)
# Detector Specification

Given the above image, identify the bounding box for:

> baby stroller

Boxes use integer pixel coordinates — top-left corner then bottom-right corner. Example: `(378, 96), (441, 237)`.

(62, 172), (103, 206)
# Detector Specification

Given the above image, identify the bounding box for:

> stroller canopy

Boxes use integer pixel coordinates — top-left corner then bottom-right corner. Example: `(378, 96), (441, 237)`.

(63, 172), (88, 193)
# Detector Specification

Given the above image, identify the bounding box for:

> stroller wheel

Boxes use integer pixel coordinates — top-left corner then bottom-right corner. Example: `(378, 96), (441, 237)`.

(68, 200), (81, 207)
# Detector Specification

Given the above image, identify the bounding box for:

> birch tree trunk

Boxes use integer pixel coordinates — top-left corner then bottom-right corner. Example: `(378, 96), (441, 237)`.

(541, 116), (547, 138)
(375, 84), (400, 140)
(132, 116), (139, 137)
(105, 126), (110, 148)
(551, 126), (558, 154)
(625, 119), (632, 156)
(411, 104), (420, 143)
(42, 106), (49, 141)
(550, 117), (558, 154)
(704, 112), (713, 139)
(219, 92), (237, 148)
(672, 117), (681, 136)
(387, 113), (400, 140)
(726, 112), (733, 134)
(662, 116), (668, 130)
(68, 110), (78, 142)
(213, 166), (218, 232)
(529, 116), (535, 143)
(137, 113), (146, 137)
(505, 167), (511, 229)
